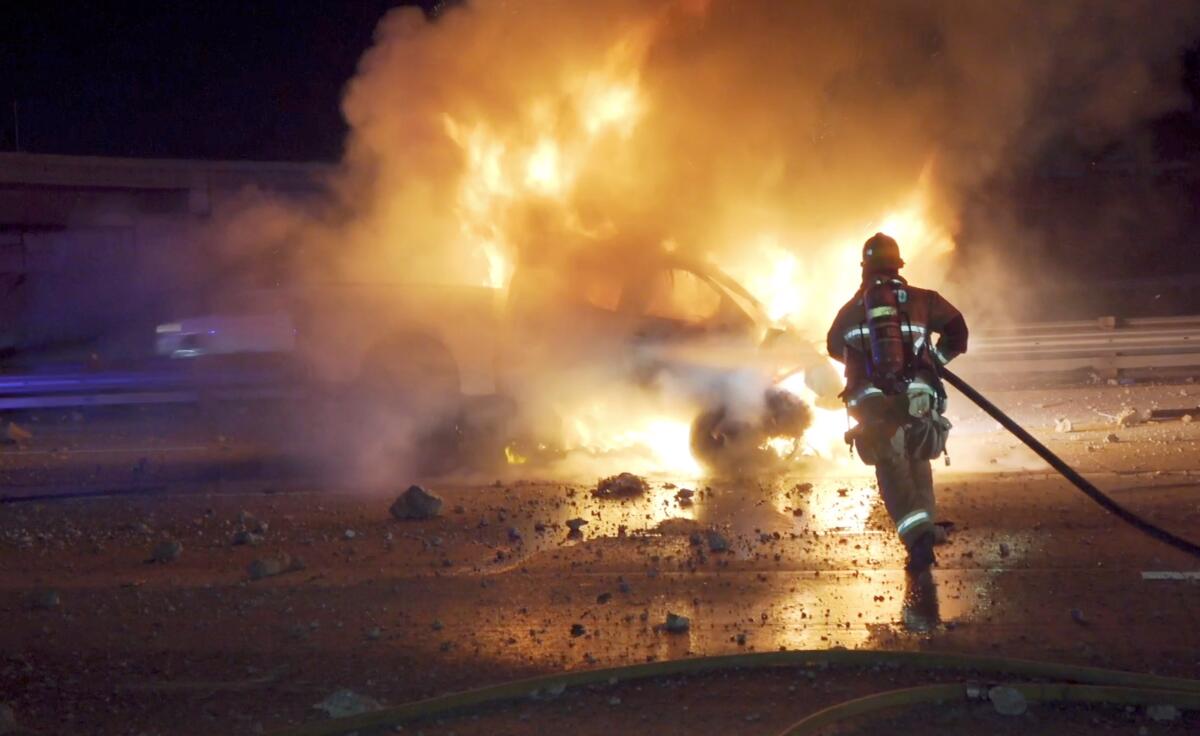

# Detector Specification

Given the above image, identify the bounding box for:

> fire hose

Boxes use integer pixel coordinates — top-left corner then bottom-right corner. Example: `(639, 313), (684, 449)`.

(270, 649), (1200, 736)
(938, 366), (1200, 559)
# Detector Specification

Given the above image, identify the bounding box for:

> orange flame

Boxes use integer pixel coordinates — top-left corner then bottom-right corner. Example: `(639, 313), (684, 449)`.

(438, 28), (954, 475)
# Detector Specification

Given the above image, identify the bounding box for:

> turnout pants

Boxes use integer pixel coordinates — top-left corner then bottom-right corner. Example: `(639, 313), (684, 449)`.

(849, 390), (939, 547)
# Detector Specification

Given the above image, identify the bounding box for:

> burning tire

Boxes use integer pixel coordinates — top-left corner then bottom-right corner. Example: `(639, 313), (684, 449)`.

(690, 389), (812, 473)
(690, 406), (764, 473)
(762, 387), (812, 439)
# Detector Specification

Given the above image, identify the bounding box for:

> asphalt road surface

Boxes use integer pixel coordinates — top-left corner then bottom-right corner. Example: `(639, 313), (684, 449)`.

(2, 379), (1200, 735)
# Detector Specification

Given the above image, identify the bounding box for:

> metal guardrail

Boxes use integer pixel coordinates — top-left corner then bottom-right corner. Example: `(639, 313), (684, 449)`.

(0, 365), (301, 410)
(2, 315), (1198, 410)
(961, 315), (1200, 376)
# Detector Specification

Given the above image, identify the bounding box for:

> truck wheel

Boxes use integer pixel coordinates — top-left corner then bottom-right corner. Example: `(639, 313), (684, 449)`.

(690, 406), (765, 473)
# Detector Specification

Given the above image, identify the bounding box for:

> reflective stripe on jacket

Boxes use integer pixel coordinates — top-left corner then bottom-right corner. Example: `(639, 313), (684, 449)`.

(826, 276), (968, 398)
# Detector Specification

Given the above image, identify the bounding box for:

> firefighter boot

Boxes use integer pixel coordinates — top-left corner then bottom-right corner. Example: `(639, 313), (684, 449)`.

(904, 529), (936, 574)
(901, 568), (940, 633)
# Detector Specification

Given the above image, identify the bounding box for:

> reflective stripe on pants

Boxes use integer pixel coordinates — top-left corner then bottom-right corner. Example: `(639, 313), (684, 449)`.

(896, 509), (931, 537)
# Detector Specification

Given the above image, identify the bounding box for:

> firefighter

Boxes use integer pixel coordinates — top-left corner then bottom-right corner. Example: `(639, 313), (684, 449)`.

(826, 233), (968, 574)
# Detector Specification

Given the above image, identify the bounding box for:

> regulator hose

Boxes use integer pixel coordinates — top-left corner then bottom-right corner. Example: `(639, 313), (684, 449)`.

(271, 649), (1200, 736)
(939, 366), (1200, 559)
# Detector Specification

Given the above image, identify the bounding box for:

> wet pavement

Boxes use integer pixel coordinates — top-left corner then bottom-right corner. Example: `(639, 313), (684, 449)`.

(2, 381), (1200, 734)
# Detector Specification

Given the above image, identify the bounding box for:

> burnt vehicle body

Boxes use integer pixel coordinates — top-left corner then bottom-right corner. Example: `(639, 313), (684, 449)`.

(155, 250), (841, 471)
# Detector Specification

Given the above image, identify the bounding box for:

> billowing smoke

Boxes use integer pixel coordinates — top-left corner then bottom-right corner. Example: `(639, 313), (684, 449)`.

(205, 0), (1200, 480)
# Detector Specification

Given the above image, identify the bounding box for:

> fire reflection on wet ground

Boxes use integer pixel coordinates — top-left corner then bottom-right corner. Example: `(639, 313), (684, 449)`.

(446, 472), (1035, 658)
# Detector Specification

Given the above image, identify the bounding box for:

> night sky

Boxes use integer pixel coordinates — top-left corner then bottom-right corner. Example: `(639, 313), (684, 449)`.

(0, 1), (447, 161)
(2, 1), (1199, 284)
(1, 1), (1198, 168)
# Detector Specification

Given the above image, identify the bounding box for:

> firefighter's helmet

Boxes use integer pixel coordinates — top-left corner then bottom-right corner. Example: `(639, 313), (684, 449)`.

(862, 232), (904, 269)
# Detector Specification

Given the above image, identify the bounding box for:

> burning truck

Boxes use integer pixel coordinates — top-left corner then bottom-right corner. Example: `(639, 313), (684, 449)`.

(156, 245), (843, 474)
(152, 1), (968, 476)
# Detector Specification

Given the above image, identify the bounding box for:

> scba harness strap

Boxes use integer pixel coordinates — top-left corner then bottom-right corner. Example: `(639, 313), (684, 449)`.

(843, 280), (951, 462)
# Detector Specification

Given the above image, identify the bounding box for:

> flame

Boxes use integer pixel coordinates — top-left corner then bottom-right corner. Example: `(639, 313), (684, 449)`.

(434, 28), (954, 477)
(581, 80), (642, 137)
(441, 44), (645, 291)
(725, 171), (954, 342)
(524, 138), (563, 194)
(561, 400), (703, 478)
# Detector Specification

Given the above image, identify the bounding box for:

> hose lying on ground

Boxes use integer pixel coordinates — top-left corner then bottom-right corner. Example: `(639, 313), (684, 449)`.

(781, 681), (1200, 735)
(939, 366), (1200, 559)
(270, 649), (1200, 736)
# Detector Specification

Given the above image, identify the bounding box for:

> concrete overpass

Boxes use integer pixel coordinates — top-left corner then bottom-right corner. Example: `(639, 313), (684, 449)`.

(0, 151), (331, 225)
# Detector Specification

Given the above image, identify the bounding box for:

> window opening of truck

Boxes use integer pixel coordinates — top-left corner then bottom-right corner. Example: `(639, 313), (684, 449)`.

(643, 269), (722, 322)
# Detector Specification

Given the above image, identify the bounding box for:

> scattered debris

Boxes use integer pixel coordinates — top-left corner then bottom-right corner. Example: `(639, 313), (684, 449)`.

(248, 554), (301, 581)
(705, 530), (729, 552)
(663, 612), (690, 633)
(149, 539), (183, 564)
(1115, 407), (1142, 427)
(988, 685), (1028, 716)
(1146, 703), (1181, 722)
(1106, 433), (1120, 444)
(231, 530), (264, 547)
(675, 488), (695, 507)
(389, 485), (443, 520)
(594, 472), (648, 497)
(312, 689), (384, 719)
(30, 589), (60, 610)
(655, 518), (703, 536)
(531, 682), (567, 700)
(566, 518), (588, 533)
(238, 511), (268, 533)
(1054, 417), (1073, 433)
